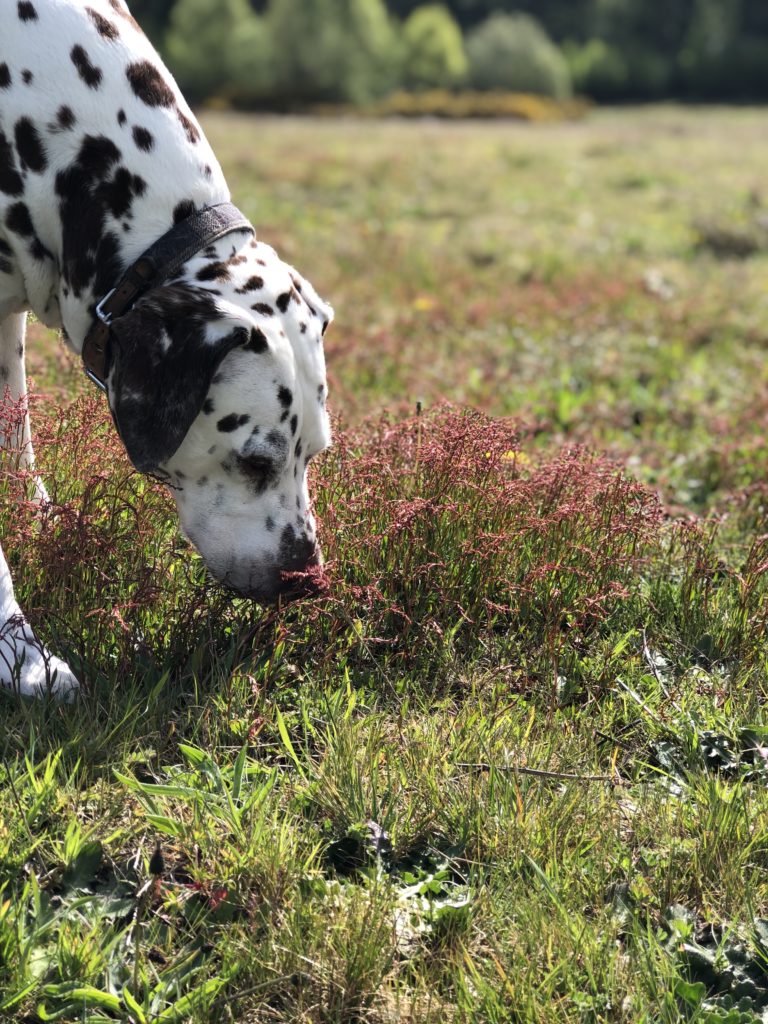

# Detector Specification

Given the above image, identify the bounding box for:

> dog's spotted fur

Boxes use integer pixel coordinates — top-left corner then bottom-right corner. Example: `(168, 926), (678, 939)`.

(0, 0), (332, 698)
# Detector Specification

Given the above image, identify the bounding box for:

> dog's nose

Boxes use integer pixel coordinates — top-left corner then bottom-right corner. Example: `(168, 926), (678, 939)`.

(273, 539), (324, 601)
(220, 541), (324, 603)
(286, 535), (320, 573)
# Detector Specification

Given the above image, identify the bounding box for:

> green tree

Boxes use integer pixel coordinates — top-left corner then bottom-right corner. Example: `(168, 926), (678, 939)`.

(165, 0), (270, 104)
(466, 13), (572, 98)
(566, 39), (628, 99)
(592, 0), (692, 56)
(677, 0), (745, 96)
(227, 16), (274, 105)
(566, 36), (671, 100)
(401, 5), (467, 89)
(129, 0), (176, 47)
(265, 0), (400, 105)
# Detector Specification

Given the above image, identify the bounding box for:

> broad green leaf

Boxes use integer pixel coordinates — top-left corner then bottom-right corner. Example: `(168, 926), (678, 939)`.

(232, 742), (248, 803)
(114, 770), (201, 799)
(275, 708), (306, 778)
(145, 814), (184, 837)
(154, 976), (227, 1022)
(0, 980), (38, 1012)
(122, 985), (148, 1024)
(40, 983), (122, 1012)
(673, 978), (706, 1006)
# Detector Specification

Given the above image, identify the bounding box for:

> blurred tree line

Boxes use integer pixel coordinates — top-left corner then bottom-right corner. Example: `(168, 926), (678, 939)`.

(130, 0), (768, 105)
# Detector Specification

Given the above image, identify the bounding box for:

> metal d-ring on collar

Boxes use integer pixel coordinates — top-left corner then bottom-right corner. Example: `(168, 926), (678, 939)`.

(84, 290), (119, 391)
(81, 202), (255, 391)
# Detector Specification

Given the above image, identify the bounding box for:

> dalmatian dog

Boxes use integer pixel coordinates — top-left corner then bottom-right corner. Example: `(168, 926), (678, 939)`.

(0, 0), (333, 699)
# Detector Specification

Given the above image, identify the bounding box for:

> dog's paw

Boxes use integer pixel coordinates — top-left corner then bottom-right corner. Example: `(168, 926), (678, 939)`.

(0, 617), (79, 701)
(18, 650), (79, 701)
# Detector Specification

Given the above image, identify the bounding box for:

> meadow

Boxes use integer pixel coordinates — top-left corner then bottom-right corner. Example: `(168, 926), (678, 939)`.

(3, 106), (768, 1022)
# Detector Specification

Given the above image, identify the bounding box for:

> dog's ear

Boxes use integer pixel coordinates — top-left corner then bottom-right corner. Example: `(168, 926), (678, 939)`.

(106, 285), (248, 473)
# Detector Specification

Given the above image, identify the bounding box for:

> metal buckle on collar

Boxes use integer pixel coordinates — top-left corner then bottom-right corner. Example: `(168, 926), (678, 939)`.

(85, 287), (117, 391)
(85, 367), (107, 392)
(95, 287), (116, 326)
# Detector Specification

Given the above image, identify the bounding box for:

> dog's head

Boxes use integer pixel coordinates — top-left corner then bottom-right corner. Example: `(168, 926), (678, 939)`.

(104, 243), (331, 602)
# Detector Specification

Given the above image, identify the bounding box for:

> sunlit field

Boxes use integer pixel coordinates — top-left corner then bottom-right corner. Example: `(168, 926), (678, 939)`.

(4, 107), (768, 1022)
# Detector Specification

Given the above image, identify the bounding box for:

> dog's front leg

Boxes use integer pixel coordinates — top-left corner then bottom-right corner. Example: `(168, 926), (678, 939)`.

(0, 313), (78, 698)
(1, 312), (49, 504)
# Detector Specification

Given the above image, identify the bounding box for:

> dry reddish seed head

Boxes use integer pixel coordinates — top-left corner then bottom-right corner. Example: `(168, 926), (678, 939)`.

(307, 404), (664, 651)
(1, 395), (665, 677)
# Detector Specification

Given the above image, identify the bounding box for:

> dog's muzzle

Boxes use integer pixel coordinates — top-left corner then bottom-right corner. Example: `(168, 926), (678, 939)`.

(215, 539), (324, 604)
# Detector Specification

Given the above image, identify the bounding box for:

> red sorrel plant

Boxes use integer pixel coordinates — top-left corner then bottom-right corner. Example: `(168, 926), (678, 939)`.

(0, 393), (259, 687)
(647, 516), (768, 668)
(1, 395), (665, 694)
(304, 405), (664, 676)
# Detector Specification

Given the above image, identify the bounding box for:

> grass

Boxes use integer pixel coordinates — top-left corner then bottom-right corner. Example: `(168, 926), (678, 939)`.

(4, 106), (768, 1021)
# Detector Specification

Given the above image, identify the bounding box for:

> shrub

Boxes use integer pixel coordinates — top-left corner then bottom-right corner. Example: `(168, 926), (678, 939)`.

(2, 398), (662, 691)
(165, 0), (270, 104)
(465, 13), (572, 100)
(303, 405), (662, 676)
(401, 4), (467, 91)
(264, 0), (400, 106)
(566, 39), (628, 99)
(370, 89), (588, 121)
(672, 0), (768, 98)
(566, 38), (671, 100)
(227, 15), (274, 106)
(2, 391), (242, 689)
(127, 0), (175, 49)
(678, 36), (768, 99)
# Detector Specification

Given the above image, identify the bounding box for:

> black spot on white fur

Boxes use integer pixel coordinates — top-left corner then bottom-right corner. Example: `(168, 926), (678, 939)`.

(126, 60), (175, 107)
(132, 126), (154, 152)
(236, 275), (263, 294)
(177, 110), (200, 144)
(86, 6), (119, 39)
(14, 118), (47, 172)
(17, 1), (37, 21)
(70, 45), (102, 88)
(49, 106), (76, 132)
(173, 199), (195, 224)
(197, 262), (229, 282)
(54, 134), (122, 297)
(6, 202), (34, 236)
(244, 328), (268, 353)
(0, 130), (24, 196)
(236, 452), (278, 494)
(217, 413), (250, 433)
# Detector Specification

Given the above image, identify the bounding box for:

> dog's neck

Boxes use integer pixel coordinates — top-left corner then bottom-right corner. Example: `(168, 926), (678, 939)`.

(60, 190), (231, 357)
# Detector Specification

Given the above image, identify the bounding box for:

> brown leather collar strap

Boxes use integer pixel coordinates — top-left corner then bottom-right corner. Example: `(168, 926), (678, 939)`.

(81, 202), (254, 390)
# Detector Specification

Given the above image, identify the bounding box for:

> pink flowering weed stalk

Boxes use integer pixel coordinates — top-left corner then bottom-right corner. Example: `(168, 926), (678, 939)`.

(305, 404), (663, 681)
(2, 395), (665, 692)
